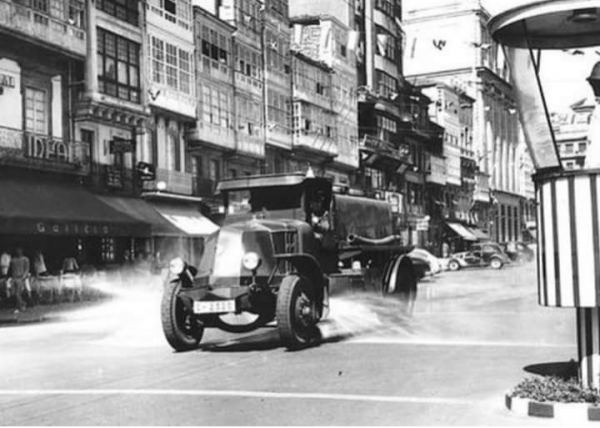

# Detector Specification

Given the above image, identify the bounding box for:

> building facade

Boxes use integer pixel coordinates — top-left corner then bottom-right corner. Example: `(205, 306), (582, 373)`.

(402, 0), (536, 244)
(0, 0), (217, 275)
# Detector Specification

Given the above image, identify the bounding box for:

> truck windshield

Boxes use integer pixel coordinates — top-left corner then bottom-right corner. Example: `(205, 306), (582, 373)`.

(226, 186), (302, 215)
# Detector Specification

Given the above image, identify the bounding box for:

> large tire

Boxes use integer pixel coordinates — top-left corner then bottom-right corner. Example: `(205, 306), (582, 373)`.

(161, 281), (204, 352)
(276, 275), (320, 349)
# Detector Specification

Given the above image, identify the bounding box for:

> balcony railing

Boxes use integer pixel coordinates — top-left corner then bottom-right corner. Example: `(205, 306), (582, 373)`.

(0, 0), (86, 56)
(143, 168), (193, 195)
(88, 164), (136, 194)
(293, 131), (338, 157)
(0, 126), (91, 174)
(361, 135), (411, 162)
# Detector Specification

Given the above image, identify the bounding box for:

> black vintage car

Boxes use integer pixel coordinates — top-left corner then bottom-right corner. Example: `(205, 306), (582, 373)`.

(161, 173), (417, 351)
(447, 242), (511, 271)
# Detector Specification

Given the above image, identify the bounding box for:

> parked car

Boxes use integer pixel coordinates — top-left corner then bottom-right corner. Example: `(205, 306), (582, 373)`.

(500, 241), (535, 263)
(407, 248), (442, 279)
(447, 242), (510, 271)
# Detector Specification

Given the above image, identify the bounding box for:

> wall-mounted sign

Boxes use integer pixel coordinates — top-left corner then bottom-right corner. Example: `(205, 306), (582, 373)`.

(26, 134), (71, 163)
(109, 137), (135, 153)
(136, 161), (156, 181)
(0, 73), (15, 88)
(35, 222), (110, 235)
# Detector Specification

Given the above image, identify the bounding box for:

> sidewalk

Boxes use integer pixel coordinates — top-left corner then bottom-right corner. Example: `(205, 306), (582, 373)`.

(0, 298), (107, 325)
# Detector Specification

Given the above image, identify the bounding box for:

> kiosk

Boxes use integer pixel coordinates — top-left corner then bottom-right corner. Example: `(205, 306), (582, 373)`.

(489, 0), (600, 389)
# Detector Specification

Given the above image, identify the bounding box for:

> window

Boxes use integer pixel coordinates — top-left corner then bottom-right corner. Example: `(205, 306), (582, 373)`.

(564, 143), (574, 154)
(101, 238), (115, 263)
(68, 0), (85, 27)
(192, 155), (203, 177)
(149, 35), (193, 94)
(149, 0), (191, 27)
(97, 28), (140, 103)
(33, 0), (48, 13)
(167, 133), (181, 171)
(365, 167), (384, 189)
(209, 159), (220, 182)
(375, 70), (398, 98)
(375, 26), (397, 61)
(25, 88), (48, 134)
(97, 0), (139, 26)
(374, 0), (394, 16)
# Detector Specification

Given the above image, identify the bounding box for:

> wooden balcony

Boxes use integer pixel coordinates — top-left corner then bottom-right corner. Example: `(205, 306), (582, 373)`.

(0, 0), (86, 57)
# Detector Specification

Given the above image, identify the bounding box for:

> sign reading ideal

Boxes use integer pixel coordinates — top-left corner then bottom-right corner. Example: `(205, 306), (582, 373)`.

(0, 73), (15, 88)
(27, 134), (71, 163)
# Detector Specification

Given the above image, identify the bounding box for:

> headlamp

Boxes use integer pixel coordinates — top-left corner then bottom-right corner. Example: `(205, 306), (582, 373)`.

(169, 257), (186, 275)
(242, 252), (261, 271)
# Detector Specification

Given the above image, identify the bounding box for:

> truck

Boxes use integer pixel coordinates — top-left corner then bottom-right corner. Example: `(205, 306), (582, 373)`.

(160, 172), (417, 351)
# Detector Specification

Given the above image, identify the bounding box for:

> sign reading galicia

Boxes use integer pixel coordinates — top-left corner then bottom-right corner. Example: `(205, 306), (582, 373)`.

(35, 222), (110, 235)
(27, 134), (71, 163)
(0, 73), (15, 88)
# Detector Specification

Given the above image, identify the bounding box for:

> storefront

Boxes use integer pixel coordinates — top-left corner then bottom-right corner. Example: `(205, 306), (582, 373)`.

(98, 194), (219, 264)
(0, 176), (149, 271)
(443, 221), (478, 253)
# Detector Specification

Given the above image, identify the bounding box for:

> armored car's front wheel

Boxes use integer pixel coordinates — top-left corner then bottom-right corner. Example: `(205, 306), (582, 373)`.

(161, 281), (204, 351)
(276, 274), (320, 349)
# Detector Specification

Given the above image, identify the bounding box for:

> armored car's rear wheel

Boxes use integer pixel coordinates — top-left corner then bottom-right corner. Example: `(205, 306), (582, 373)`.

(276, 274), (320, 349)
(161, 281), (204, 351)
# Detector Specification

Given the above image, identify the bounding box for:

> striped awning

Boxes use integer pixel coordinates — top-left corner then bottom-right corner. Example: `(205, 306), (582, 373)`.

(446, 222), (478, 241)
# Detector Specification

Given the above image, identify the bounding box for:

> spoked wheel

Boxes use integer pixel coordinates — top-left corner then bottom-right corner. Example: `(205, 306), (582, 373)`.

(490, 258), (503, 269)
(382, 255), (417, 312)
(276, 275), (320, 350)
(161, 281), (204, 351)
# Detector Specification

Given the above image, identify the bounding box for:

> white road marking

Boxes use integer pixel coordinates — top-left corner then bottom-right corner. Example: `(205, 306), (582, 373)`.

(0, 389), (473, 405)
(346, 337), (574, 348)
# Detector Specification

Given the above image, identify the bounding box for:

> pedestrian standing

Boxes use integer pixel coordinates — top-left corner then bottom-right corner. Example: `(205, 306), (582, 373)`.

(0, 250), (11, 301)
(10, 247), (30, 313)
(32, 250), (48, 276)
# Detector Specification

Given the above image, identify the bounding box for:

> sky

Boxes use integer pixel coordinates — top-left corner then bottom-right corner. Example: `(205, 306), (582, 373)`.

(482, 0), (599, 112)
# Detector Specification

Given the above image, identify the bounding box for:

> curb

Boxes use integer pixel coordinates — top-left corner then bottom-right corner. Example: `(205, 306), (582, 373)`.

(506, 393), (600, 422)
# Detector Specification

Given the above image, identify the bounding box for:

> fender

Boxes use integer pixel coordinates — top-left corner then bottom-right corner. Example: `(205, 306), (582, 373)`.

(274, 253), (325, 291)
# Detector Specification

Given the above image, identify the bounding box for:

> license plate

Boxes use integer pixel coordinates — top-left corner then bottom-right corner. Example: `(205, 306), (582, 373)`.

(193, 300), (236, 314)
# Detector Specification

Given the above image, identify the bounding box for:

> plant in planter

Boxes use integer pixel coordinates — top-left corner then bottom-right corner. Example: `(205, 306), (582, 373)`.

(511, 376), (600, 404)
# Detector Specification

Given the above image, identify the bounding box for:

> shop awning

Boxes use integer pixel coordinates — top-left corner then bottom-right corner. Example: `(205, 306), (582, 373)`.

(467, 227), (491, 241)
(446, 222), (478, 241)
(96, 196), (182, 237)
(0, 178), (149, 236)
(151, 203), (220, 237)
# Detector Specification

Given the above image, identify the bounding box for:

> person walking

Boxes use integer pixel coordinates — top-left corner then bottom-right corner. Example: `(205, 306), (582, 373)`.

(10, 247), (30, 313)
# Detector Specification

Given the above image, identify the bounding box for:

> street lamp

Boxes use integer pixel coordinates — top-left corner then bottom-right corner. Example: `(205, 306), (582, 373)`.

(156, 180), (167, 191)
(489, 0), (600, 389)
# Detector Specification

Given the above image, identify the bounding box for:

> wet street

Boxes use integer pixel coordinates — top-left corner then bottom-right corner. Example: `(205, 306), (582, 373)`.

(0, 262), (580, 425)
